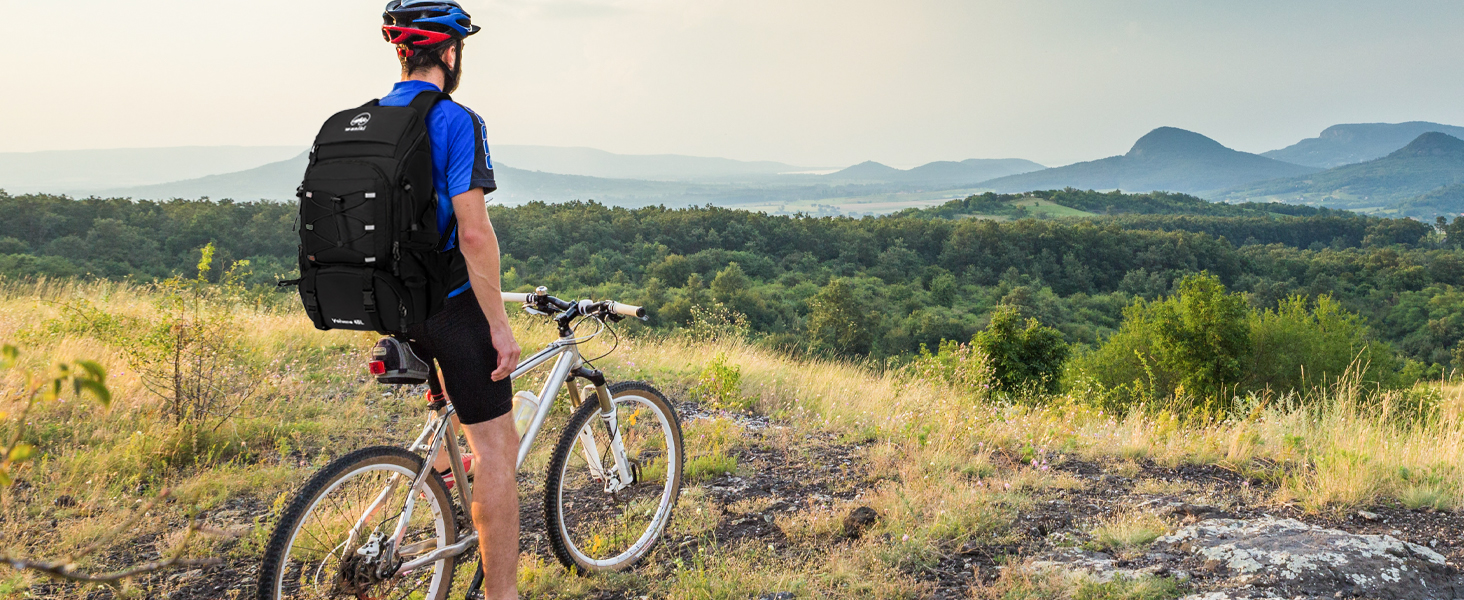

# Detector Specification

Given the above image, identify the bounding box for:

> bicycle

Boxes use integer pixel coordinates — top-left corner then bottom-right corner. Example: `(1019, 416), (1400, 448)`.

(257, 287), (685, 600)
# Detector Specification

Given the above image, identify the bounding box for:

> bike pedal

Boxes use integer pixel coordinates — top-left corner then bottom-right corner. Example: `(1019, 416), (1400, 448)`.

(463, 591), (485, 600)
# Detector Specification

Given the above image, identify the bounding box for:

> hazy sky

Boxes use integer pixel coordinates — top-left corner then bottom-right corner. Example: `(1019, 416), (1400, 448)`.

(6, 0), (1464, 167)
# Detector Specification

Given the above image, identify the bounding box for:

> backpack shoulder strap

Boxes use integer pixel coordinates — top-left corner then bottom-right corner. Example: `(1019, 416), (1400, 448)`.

(408, 91), (451, 124)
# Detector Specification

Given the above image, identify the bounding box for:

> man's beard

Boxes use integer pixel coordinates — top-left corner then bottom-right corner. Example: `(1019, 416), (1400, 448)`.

(440, 43), (464, 94)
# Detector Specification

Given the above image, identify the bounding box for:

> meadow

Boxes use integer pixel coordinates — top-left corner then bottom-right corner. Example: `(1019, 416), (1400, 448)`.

(1, 277), (1460, 598)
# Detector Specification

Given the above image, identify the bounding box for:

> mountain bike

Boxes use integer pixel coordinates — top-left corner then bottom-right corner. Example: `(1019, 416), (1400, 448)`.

(257, 288), (685, 600)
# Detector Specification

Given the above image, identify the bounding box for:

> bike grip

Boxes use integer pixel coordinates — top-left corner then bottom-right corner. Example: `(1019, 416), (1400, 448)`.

(501, 292), (532, 303)
(611, 302), (647, 319)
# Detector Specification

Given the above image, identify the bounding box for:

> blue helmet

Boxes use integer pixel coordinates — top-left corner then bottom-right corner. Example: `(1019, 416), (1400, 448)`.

(383, 0), (481, 54)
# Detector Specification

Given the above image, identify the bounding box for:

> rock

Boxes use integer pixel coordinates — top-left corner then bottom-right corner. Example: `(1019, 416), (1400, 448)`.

(1029, 547), (1189, 583)
(1160, 503), (1233, 523)
(1156, 516), (1461, 600)
(758, 594), (795, 600)
(842, 506), (879, 538)
(53, 495), (76, 508)
(1358, 510), (1381, 521)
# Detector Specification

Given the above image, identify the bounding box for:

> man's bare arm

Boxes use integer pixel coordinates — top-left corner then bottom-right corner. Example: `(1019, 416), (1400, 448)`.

(451, 188), (521, 381)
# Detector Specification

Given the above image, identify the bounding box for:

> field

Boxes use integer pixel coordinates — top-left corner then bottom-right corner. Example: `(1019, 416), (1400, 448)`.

(1, 279), (1462, 598)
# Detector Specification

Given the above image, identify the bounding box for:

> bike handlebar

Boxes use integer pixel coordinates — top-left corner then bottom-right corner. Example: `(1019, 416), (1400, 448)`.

(609, 301), (647, 319)
(501, 291), (646, 319)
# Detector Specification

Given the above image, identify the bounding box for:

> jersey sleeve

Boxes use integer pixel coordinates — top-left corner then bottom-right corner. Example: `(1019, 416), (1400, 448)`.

(441, 104), (498, 197)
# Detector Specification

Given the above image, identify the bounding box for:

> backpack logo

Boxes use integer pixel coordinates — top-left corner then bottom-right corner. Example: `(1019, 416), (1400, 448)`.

(346, 113), (372, 132)
(331, 318), (366, 326)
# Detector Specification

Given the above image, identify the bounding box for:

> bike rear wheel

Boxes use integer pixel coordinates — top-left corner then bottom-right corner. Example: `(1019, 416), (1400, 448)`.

(258, 446), (468, 600)
(544, 381), (684, 573)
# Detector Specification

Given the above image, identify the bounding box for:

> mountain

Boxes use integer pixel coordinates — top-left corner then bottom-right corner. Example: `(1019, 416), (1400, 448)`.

(492, 145), (807, 181)
(98, 152), (694, 203)
(1218, 132), (1464, 213)
(897, 159), (1047, 186)
(828, 161), (906, 180)
(977, 127), (1319, 196)
(0, 146), (303, 194)
(1262, 122), (1464, 169)
(826, 158), (1046, 186)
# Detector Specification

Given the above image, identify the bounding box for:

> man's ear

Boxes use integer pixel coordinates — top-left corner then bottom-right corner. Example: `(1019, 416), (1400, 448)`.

(442, 44), (458, 71)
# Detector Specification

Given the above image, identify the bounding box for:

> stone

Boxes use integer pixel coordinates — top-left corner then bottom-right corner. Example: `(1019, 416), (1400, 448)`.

(1156, 516), (1461, 600)
(1358, 511), (1381, 521)
(1029, 547), (1189, 584)
(842, 506), (879, 538)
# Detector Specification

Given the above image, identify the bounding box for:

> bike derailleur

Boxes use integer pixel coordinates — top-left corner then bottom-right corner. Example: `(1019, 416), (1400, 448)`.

(334, 534), (403, 595)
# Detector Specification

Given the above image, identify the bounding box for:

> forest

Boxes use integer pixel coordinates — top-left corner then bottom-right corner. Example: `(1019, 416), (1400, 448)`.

(2, 188), (1461, 393)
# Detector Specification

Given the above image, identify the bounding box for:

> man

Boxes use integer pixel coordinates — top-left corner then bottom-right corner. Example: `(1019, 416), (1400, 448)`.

(380, 1), (522, 597)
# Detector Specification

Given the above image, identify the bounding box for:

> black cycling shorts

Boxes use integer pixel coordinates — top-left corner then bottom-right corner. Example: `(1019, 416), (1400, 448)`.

(406, 288), (514, 426)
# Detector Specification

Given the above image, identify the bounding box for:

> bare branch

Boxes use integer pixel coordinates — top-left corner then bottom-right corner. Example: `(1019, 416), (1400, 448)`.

(0, 554), (220, 584)
(0, 490), (231, 586)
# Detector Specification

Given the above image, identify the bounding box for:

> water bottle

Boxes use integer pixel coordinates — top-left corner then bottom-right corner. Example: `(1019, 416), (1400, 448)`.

(512, 391), (539, 438)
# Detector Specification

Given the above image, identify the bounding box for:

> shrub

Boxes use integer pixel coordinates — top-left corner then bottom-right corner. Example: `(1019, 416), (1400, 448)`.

(1248, 295), (1400, 392)
(691, 353), (752, 411)
(807, 278), (876, 356)
(905, 339), (994, 393)
(972, 305), (1069, 394)
(1072, 274), (1250, 410)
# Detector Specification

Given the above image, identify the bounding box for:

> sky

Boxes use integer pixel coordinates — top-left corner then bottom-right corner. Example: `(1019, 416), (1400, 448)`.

(5, 0), (1464, 168)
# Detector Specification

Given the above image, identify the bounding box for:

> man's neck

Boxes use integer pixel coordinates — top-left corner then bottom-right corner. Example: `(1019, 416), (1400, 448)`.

(403, 69), (447, 91)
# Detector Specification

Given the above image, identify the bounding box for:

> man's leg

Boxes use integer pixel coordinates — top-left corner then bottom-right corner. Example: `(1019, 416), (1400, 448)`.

(461, 413), (519, 600)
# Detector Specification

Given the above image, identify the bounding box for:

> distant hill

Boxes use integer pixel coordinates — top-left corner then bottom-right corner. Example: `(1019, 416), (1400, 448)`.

(977, 128), (1319, 196)
(829, 161), (906, 180)
(908, 188), (1334, 221)
(1393, 184), (1464, 218)
(492, 145), (807, 181)
(1218, 132), (1464, 214)
(1262, 122), (1464, 168)
(0, 146), (303, 194)
(98, 152), (696, 203)
(826, 158), (1045, 186)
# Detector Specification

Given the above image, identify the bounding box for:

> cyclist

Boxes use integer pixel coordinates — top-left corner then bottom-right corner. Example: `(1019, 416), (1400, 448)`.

(381, 1), (522, 597)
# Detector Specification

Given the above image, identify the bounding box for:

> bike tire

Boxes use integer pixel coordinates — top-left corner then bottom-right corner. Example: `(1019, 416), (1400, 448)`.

(543, 381), (684, 573)
(257, 446), (460, 600)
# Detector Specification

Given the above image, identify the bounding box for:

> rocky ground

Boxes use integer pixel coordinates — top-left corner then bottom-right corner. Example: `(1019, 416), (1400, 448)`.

(15, 404), (1464, 600)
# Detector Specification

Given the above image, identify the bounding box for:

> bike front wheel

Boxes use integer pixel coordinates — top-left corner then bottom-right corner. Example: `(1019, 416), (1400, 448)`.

(544, 381), (685, 573)
(258, 446), (469, 600)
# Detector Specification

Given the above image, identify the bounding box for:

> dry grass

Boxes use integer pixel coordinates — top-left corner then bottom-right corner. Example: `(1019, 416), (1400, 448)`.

(1089, 510), (1173, 556)
(1, 279), (1462, 597)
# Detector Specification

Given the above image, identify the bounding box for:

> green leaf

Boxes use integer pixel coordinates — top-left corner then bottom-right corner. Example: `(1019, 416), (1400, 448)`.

(7, 443), (34, 463)
(74, 379), (112, 406)
(0, 344), (16, 369)
(0, 468), (11, 487)
(75, 360), (107, 382)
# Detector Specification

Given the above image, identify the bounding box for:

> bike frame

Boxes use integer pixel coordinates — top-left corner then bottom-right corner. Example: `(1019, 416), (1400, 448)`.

(377, 325), (635, 576)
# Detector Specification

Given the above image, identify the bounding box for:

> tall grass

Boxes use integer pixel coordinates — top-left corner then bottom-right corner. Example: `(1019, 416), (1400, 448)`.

(603, 327), (1464, 512)
(1, 278), (1459, 588)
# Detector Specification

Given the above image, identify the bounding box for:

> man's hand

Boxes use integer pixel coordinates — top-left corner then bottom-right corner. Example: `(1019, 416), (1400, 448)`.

(490, 324), (520, 382)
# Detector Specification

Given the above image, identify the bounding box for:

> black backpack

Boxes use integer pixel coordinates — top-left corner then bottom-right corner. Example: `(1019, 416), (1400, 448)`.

(291, 91), (469, 334)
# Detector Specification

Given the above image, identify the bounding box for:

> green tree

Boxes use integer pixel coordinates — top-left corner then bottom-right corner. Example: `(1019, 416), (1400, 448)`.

(1072, 273), (1251, 409)
(1151, 274), (1251, 400)
(807, 278), (874, 356)
(972, 305), (1069, 394)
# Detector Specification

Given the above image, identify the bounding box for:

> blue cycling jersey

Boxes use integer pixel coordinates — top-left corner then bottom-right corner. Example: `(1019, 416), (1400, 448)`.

(380, 80), (496, 297)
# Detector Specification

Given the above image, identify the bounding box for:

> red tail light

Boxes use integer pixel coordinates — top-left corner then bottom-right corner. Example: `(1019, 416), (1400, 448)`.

(369, 361), (387, 375)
